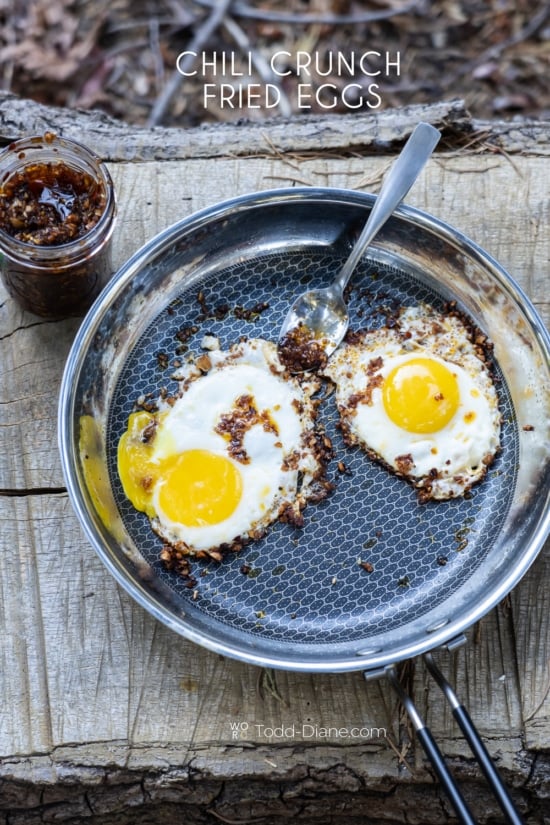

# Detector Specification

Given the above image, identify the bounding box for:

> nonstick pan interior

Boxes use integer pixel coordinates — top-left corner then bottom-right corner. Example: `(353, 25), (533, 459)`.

(59, 189), (550, 672)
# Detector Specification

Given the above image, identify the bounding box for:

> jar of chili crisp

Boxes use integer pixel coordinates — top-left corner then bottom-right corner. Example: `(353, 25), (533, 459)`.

(0, 132), (116, 318)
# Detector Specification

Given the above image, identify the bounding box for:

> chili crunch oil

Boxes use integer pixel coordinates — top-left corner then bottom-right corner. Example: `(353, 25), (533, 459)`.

(0, 133), (116, 318)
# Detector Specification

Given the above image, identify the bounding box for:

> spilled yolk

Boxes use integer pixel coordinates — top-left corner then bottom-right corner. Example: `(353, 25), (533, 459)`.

(80, 414), (122, 536)
(117, 411), (243, 526)
(117, 411), (159, 517)
(382, 357), (460, 434)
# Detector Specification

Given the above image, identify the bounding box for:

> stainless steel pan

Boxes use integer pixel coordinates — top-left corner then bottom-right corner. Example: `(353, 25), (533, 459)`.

(59, 188), (550, 823)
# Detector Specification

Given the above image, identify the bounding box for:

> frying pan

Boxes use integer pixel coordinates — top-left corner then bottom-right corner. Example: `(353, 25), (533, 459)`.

(58, 188), (550, 823)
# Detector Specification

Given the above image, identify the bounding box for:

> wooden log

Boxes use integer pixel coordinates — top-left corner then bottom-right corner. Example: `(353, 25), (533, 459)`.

(1, 92), (549, 161)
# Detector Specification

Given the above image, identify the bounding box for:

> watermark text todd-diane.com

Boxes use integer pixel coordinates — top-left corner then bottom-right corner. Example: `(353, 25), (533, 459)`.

(230, 721), (387, 740)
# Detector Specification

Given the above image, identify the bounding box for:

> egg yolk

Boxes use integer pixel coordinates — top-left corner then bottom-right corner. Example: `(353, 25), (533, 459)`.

(157, 450), (242, 527)
(117, 411), (160, 517)
(382, 357), (460, 434)
(117, 412), (243, 527)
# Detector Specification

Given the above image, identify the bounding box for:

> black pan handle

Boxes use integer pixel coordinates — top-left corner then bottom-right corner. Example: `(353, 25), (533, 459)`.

(424, 652), (524, 825)
(416, 726), (478, 824)
(386, 666), (477, 825)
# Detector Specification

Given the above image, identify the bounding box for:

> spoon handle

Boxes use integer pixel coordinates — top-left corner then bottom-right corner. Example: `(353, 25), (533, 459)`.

(334, 121), (440, 294)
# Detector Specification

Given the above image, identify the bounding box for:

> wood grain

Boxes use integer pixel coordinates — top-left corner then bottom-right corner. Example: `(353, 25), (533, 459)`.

(1, 93), (549, 161)
(0, 109), (548, 822)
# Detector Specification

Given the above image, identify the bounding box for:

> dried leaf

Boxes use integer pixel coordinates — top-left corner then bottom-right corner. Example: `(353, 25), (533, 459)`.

(492, 93), (533, 112)
(472, 61), (500, 80)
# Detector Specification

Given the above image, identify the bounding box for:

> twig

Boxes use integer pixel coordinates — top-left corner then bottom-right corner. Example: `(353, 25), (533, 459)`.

(222, 15), (292, 118)
(194, 0), (423, 25)
(481, 140), (523, 177)
(457, 129), (493, 152)
(263, 173), (316, 187)
(149, 16), (165, 95)
(256, 667), (286, 704)
(1, 2), (16, 91)
(261, 131), (302, 170)
(385, 734), (415, 772)
(491, 3), (550, 54)
(147, 0), (234, 126)
(443, 3), (550, 87)
(524, 676), (550, 723)
(351, 159), (393, 191)
(104, 16), (194, 34)
(435, 159), (501, 174)
(474, 620), (482, 645)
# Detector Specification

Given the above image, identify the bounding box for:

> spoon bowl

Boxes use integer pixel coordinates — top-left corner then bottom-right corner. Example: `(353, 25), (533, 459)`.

(277, 285), (348, 371)
(278, 122), (441, 371)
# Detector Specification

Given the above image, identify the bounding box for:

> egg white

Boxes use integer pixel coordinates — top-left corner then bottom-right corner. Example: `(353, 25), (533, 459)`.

(323, 305), (501, 499)
(148, 338), (325, 550)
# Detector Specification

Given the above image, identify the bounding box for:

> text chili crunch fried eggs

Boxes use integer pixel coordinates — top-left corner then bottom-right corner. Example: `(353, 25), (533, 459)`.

(117, 338), (333, 571)
(322, 304), (502, 501)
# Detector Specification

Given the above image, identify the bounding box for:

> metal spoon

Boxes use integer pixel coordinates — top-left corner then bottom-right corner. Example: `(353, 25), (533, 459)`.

(278, 122), (441, 371)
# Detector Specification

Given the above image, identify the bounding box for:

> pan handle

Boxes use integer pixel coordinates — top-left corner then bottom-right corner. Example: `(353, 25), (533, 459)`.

(383, 657), (525, 825)
(423, 652), (524, 825)
(386, 666), (477, 825)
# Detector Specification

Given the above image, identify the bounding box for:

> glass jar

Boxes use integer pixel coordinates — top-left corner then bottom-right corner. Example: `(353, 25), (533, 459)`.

(0, 132), (116, 318)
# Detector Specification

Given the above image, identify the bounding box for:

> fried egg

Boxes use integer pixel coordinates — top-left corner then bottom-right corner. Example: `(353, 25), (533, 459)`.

(117, 338), (330, 557)
(323, 304), (501, 500)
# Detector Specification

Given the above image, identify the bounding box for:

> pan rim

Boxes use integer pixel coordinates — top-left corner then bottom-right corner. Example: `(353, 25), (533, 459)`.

(58, 186), (550, 672)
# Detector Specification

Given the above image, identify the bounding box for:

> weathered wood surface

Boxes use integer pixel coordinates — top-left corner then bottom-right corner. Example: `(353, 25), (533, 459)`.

(0, 100), (549, 824)
(1, 93), (549, 160)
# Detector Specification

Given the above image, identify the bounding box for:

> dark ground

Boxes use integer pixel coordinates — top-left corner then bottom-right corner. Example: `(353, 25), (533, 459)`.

(1, 0), (549, 128)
